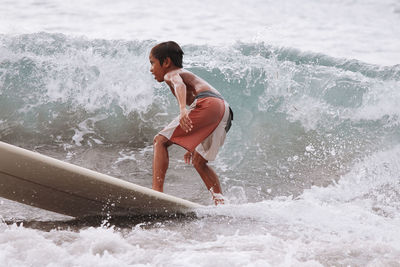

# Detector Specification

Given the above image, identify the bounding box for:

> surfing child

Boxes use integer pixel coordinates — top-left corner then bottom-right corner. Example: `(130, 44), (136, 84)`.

(149, 41), (233, 205)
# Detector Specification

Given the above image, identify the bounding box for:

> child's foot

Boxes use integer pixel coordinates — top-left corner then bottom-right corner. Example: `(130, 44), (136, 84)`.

(212, 193), (225, 206)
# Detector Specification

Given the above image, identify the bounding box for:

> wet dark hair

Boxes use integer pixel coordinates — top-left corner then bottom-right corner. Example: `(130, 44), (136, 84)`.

(151, 41), (184, 68)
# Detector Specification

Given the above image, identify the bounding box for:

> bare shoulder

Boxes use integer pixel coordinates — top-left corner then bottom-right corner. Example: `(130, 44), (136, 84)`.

(165, 68), (219, 94)
(164, 69), (183, 81)
(178, 69), (199, 80)
(178, 69), (208, 86)
(164, 69), (197, 86)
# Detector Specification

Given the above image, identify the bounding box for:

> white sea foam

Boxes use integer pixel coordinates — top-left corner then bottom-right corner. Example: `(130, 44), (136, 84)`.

(0, 198), (397, 264)
(1, 147), (399, 266)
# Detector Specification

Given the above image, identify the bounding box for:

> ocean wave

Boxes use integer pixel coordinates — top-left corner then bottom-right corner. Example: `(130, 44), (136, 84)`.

(1, 33), (399, 197)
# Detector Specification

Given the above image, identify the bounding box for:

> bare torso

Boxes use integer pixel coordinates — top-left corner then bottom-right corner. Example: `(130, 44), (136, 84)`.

(164, 69), (221, 106)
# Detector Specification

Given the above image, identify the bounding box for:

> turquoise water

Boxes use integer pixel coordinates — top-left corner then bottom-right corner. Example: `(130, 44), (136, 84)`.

(1, 33), (399, 199)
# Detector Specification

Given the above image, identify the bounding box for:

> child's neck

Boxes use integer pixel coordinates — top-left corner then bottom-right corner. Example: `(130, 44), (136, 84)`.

(164, 65), (181, 73)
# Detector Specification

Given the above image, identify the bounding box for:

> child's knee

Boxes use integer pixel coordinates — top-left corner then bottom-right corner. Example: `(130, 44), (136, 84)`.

(153, 134), (171, 147)
(192, 152), (207, 169)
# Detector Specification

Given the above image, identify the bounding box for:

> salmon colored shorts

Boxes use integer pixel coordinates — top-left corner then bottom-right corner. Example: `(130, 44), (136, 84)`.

(158, 95), (231, 161)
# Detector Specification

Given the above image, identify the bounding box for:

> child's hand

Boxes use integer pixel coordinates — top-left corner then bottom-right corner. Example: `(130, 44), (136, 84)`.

(179, 109), (193, 133)
(184, 151), (192, 164)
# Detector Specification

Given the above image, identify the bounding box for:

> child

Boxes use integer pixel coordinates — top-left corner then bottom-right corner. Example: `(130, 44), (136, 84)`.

(149, 41), (233, 205)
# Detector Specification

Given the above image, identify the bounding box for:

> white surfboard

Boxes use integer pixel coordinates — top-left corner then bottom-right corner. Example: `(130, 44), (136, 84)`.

(0, 141), (202, 218)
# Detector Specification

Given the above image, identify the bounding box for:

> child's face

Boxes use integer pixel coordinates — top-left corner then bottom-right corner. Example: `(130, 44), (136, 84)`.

(149, 53), (165, 82)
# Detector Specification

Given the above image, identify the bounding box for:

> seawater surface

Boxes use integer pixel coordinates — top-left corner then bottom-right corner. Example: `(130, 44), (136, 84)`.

(1, 0), (400, 266)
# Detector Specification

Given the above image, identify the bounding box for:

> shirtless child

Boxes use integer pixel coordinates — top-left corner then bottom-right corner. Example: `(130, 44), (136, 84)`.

(149, 41), (232, 205)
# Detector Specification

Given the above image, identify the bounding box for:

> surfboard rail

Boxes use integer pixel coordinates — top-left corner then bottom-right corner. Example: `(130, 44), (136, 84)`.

(0, 141), (202, 218)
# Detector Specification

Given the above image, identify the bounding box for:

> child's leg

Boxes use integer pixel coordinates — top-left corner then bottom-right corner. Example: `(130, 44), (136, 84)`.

(192, 151), (224, 205)
(152, 134), (172, 192)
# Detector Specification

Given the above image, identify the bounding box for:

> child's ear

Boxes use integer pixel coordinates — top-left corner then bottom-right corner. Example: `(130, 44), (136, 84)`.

(163, 57), (172, 67)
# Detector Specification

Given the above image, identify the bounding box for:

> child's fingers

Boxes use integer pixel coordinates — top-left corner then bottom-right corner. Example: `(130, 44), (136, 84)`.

(183, 115), (192, 124)
(180, 122), (189, 132)
(185, 117), (193, 129)
(180, 116), (193, 132)
(184, 152), (192, 164)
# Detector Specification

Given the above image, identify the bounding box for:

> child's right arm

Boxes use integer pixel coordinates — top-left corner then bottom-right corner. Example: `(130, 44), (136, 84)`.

(166, 73), (193, 133)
